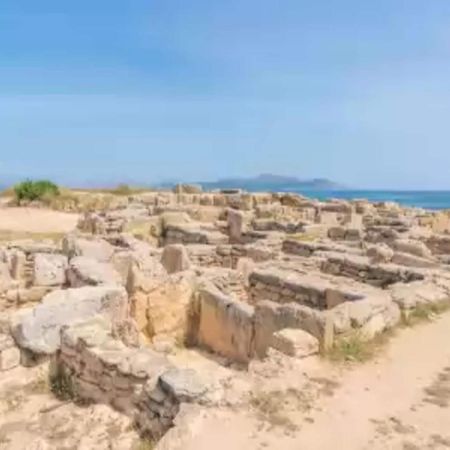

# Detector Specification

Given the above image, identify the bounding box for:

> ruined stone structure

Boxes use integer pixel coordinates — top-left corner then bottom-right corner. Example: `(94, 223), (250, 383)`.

(1, 189), (450, 444)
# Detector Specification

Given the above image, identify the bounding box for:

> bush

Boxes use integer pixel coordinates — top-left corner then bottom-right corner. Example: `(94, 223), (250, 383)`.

(14, 180), (60, 202)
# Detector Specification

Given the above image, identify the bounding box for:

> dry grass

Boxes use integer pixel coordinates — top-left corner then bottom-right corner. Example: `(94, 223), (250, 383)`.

(77, 184), (155, 196)
(423, 366), (450, 408)
(1, 184), (155, 212)
(325, 330), (394, 364)
(249, 388), (309, 431)
(133, 438), (156, 450)
(290, 233), (318, 242)
(401, 301), (450, 327)
(24, 372), (50, 395)
(0, 230), (65, 242)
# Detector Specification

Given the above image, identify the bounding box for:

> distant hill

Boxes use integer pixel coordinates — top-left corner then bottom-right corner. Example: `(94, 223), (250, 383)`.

(198, 173), (345, 192)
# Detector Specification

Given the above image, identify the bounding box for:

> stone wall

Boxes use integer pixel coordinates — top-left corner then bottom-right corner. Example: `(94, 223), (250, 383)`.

(164, 225), (228, 246)
(193, 286), (255, 364)
(320, 253), (425, 287)
(58, 317), (207, 439)
(248, 268), (365, 310)
(0, 242), (69, 310)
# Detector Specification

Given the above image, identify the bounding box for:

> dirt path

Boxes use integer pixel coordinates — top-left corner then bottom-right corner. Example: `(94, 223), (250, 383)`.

(173, 313), (450, 450)
(0, 207), (79, 235)
(0, 365), (140, 449)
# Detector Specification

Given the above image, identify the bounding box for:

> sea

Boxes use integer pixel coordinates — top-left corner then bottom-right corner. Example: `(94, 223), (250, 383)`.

(277, 189), (450, 211)
(2, 183), (450, 210)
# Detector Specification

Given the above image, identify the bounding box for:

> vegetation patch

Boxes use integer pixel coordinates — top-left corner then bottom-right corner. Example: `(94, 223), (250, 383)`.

(290, 233), (318, 242)
(133, 437), (156, 450)
(324, 330), (393, 364)
(0, 230), (64, 242)
(401, 300), (450, 327)
(249, 388), (308, 431)
(50, 365), (76, 402)
(14, 180), (60, 203)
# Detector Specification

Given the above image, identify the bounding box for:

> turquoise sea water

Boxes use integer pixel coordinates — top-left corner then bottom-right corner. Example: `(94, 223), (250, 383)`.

(279, 189), (450, 210)
(2, 183), (449, 210)
(210, 183), (450, 210)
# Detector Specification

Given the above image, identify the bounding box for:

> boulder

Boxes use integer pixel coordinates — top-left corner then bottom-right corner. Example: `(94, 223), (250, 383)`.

(67, 256), (122, 287)
(270, 328), (319, 358)
(389, 281), (449, 311)
(392, 239), (432, 259)
(391, 252), (437, 269)
(131, 272), (195, 341)
(62, 235), (115, 262)
(366, 244), (394, 263)
(33, 253), (68, 287)
(227, 208), (245, 243)
(10, 286), (128, 354)
(0, 334), (20, 371)
(0, 261), (14, 294)
(159, 368), (207, 402)
(173, 184), (203, 194)
(161, 244), (191, 274)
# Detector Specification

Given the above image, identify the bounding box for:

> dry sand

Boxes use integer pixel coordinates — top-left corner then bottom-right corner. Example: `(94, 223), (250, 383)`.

(0, 207), (79, 236)
(170, 313), (450, 450)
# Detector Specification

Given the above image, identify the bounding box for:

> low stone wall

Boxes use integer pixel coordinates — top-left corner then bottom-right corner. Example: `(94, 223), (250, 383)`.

(58, 317), (207, 439)
(252, 219), (303, 234)
(186, 243), (279, 270)
(248, 268), (365, 310)
(320, 253), (425, 287)
(193, 287), (255, 364)
(0, 242), (69, 310)
(164, 225), (228, 246)
(282, 239), (363, 257)
(426, 235), (450, 255)
(186, 245), (242, 269)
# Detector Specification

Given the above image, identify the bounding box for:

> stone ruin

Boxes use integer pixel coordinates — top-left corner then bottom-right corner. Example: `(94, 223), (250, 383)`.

(2, 189), (450, 444)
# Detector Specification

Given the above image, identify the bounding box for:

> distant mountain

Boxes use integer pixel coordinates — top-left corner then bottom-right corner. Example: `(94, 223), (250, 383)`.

(198, 174), (345, 192)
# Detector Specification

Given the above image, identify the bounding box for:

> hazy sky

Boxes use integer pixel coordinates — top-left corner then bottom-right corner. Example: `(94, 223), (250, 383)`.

(1, 0), (450, 188)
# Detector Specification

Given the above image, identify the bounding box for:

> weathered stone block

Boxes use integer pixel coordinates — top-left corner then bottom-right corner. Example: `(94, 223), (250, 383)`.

(270, 328), (319, 358)
(11, 286), (128, 354)
(33, 253), (68, 287)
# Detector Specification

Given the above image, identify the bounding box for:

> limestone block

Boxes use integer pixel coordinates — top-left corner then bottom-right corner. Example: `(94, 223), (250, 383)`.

(366, 244), (394, 263)
(328, 226), (346, 240)
(389, 281), (449, 311)
(0, 260), (14, 294)
(270, 328), (319, 358)
(62, 235), (115, 262)
(391, 252), (437, 269)
(319, 211), (340, 226)
(0, 334), (20, 371)
(67, 256), (122, 287)
(11, 286), (128, 354)
(227, 208), (245, 243)
(254, 300), (326, 357)
(159, 368), (207, 402)
(131, 272), (194, 341)
(196, 286), (255, 363)
(33, 253), (68, 287)
(392, 239), (432, 259)
(161, 244), (191, 274)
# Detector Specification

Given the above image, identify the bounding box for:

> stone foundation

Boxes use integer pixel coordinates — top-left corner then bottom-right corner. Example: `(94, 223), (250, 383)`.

(321, 253), (425, 287)
(58, 317), (207, 439)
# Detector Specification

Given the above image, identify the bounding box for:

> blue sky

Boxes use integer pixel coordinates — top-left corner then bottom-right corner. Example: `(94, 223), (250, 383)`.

(1, 0), (450, 188)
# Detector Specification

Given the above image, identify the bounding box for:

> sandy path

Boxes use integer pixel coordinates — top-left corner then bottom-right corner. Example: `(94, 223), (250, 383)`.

(0, 207), (79, 234)
(0, 365), (139, 449)
(176, 314), (450, 450)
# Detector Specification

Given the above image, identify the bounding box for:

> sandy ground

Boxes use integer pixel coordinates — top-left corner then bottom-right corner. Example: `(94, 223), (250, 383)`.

(170, 313), (450, 450)
(0, 365), (140, 450)
(0, 207), (79, 235)
(1, 311), (449, 450)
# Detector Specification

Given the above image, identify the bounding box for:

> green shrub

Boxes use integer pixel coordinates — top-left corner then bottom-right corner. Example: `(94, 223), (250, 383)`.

(14, 180), (60, 202)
